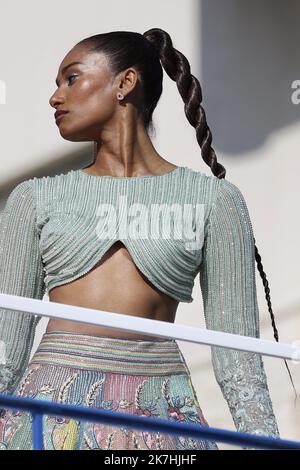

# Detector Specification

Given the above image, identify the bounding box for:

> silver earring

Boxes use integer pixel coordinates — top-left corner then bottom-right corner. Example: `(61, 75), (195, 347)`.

(117, 92), (124, 100)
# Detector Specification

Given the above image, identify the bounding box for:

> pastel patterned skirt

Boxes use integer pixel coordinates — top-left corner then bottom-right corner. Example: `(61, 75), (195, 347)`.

(0, 331), (219, 450)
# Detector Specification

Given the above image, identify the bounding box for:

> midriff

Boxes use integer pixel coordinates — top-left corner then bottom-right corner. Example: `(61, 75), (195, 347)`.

(47, 241), (179, 341)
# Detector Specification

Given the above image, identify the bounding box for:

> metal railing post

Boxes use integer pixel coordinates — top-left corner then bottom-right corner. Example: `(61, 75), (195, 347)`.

(32, 412), (44, 450)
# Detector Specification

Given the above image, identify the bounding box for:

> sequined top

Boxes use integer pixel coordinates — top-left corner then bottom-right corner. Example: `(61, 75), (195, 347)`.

(0, 165), (280, 443)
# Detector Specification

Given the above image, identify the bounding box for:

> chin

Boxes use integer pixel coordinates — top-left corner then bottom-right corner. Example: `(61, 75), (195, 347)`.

(58, 127), (85, 142)
(57, 121), (97, 142)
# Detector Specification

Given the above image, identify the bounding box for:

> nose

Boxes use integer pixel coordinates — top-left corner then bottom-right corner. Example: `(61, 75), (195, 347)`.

(49, 90), (65, 109)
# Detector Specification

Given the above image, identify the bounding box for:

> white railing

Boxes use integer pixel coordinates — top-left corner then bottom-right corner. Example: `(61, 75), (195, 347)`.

(0, 293), (299, 361)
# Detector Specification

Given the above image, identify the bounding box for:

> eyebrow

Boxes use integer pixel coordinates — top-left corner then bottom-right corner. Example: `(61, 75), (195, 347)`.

(55, 61), (84, 86)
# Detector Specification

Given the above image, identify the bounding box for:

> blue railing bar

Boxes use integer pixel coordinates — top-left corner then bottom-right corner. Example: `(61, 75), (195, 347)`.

(1, 394), (300, 450)
(32, 412), (44, 450)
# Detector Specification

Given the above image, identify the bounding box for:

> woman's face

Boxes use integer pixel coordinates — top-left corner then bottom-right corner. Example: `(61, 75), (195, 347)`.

(49, 45), (118, 142)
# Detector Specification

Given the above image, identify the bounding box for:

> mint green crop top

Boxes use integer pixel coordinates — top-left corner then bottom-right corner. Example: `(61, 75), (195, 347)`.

(0, 165), (280, 443)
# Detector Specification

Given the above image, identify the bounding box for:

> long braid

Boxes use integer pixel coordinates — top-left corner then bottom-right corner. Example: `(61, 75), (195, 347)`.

(254, 240), (297, 405)
(143, 27), (297, 404)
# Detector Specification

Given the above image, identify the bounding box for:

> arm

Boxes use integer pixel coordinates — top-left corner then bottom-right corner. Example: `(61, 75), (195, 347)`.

(199, 178), (280, 447)
(0, 180), (45, 395)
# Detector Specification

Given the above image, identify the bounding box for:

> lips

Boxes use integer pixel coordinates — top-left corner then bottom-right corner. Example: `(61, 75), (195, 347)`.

(55, 112), (68, 124)
(55, 110), (68, 121)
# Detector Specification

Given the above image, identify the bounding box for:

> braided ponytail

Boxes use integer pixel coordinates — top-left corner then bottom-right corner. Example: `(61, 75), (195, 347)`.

(143, 27), (297, 404)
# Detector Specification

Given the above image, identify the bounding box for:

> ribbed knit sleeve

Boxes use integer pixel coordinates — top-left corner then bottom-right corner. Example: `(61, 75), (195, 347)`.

(0, 180), (45, 395)
(199, 178), (280, 448)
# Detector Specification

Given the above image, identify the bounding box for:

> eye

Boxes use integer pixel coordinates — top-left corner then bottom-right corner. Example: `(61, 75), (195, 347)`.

(67, 74), (78, 86)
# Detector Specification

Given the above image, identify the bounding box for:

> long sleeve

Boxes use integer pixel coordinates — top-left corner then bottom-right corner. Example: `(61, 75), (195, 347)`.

(0, 180), (45, 395)
(199, 178), (280, 448)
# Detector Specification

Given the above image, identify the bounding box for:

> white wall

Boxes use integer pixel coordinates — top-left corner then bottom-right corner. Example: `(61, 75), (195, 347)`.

(0, 0), (299, 449)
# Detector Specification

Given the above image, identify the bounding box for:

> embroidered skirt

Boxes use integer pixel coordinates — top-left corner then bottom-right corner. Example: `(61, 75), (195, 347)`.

(0, 331), (219, 450)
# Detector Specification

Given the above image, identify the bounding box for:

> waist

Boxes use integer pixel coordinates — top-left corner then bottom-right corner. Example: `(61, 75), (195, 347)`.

(31, 331), (189, 376)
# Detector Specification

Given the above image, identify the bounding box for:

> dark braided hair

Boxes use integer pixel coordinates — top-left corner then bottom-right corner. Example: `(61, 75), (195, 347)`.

(76, 29), (297, 404)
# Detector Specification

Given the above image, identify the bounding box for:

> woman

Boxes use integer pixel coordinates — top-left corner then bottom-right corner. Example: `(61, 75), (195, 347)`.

(0, 28), (291, 450)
